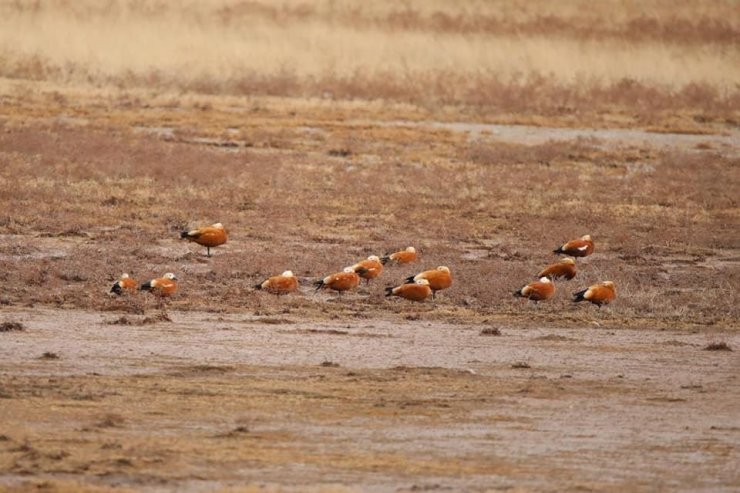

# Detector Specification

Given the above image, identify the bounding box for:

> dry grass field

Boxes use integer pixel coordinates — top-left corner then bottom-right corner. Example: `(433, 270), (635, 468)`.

(0, 1), (739, 492)
(1, 0), (738, 127)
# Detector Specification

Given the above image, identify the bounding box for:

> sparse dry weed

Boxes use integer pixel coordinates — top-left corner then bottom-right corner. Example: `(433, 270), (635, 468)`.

(0, 115), (737, 329)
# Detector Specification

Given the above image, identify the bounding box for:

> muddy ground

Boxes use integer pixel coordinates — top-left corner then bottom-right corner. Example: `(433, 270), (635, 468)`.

(1, 307), (738, 493)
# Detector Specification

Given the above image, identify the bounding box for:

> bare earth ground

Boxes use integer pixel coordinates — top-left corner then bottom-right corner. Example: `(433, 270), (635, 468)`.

(1, 308), (738, 493)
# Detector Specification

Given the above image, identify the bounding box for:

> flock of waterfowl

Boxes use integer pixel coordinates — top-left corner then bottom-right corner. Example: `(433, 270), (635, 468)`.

(514, 234), (616, 307)
(111, 225), (616, 310)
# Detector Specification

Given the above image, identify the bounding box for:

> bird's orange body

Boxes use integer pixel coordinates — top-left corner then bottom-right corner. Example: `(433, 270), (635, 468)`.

(181, 223), (227, 256)
(514, 277), (555, 302)
(352, 256), (384, 283)
(381, 246), (417, 265)
(316, 268), (360, 293)
(111, 273), (138, 295)
(386, 279), (432, 302)
(537, 258), (576, 280)
(573, 281), (616, 307)
(406, 266), (452, 293)
(256, 271), (298, 295)
(554, 234), (594, 257)
(141, 273), (178, 298)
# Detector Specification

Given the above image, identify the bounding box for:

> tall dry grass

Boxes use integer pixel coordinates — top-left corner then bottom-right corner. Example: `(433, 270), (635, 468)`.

(0, 0), (737, 116)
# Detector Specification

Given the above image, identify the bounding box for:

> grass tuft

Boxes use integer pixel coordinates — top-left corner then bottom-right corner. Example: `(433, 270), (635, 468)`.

(0, 321), (24, 332)
(704, 342), (732, 351)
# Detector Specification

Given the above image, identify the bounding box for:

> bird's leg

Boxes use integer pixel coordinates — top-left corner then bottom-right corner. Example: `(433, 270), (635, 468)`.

(207, 247), (211, 257)
(128, 295), (144, 315)
(158, 298), (171, 320)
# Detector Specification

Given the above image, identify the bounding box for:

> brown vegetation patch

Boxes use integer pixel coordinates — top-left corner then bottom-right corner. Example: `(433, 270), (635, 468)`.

(303, 328), (349, 336)
(214, 426), (251, 439)
(141, 314), (173, 324)
(257, 317), (294, 325)
(535, 334), (574, 342)
(184, 365), (236, 374)
(704, 342), (732, 351)
(96, 413), (126, 429)
(0, 321), (24, 332)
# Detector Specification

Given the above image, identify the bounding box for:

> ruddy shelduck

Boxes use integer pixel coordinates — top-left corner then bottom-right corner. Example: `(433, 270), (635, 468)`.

(573, 281), (616, 307)
(315, 267), (360, 294)
(404, 266), (452, 299)
(514, 277), (555, 303)
(537, 258), (577, 280)
(381, 246), (417, 265)
(385, 279), (432, 302)
(352, 255), (384, 284)
(554, 234), (594, 257)
(255, 270), (298, 295)
(110, 273), (138, 295)
(140, 273), (178, 298)
(180, 222), (227, 257)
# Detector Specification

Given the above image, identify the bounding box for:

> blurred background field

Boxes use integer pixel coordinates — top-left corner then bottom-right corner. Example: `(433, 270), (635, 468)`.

(1, 0), (738, 125)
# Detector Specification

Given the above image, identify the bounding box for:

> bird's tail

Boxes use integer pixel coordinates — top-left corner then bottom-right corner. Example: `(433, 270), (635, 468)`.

(180, 231), (193, 239)
(553, 246), (564, 254)
(314, 280), (325, 291)
(404, 275), (416, 284)
(513, 288), (524, 298)
(140, 281), (152, 291)
(572, 289), (587, 302)
(384, 287), (394, 297)
(354, 266), (368, 276)
(380, 255), (391, 265)
(110, 283), (122, 295)
(254, 282), (264, 290)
